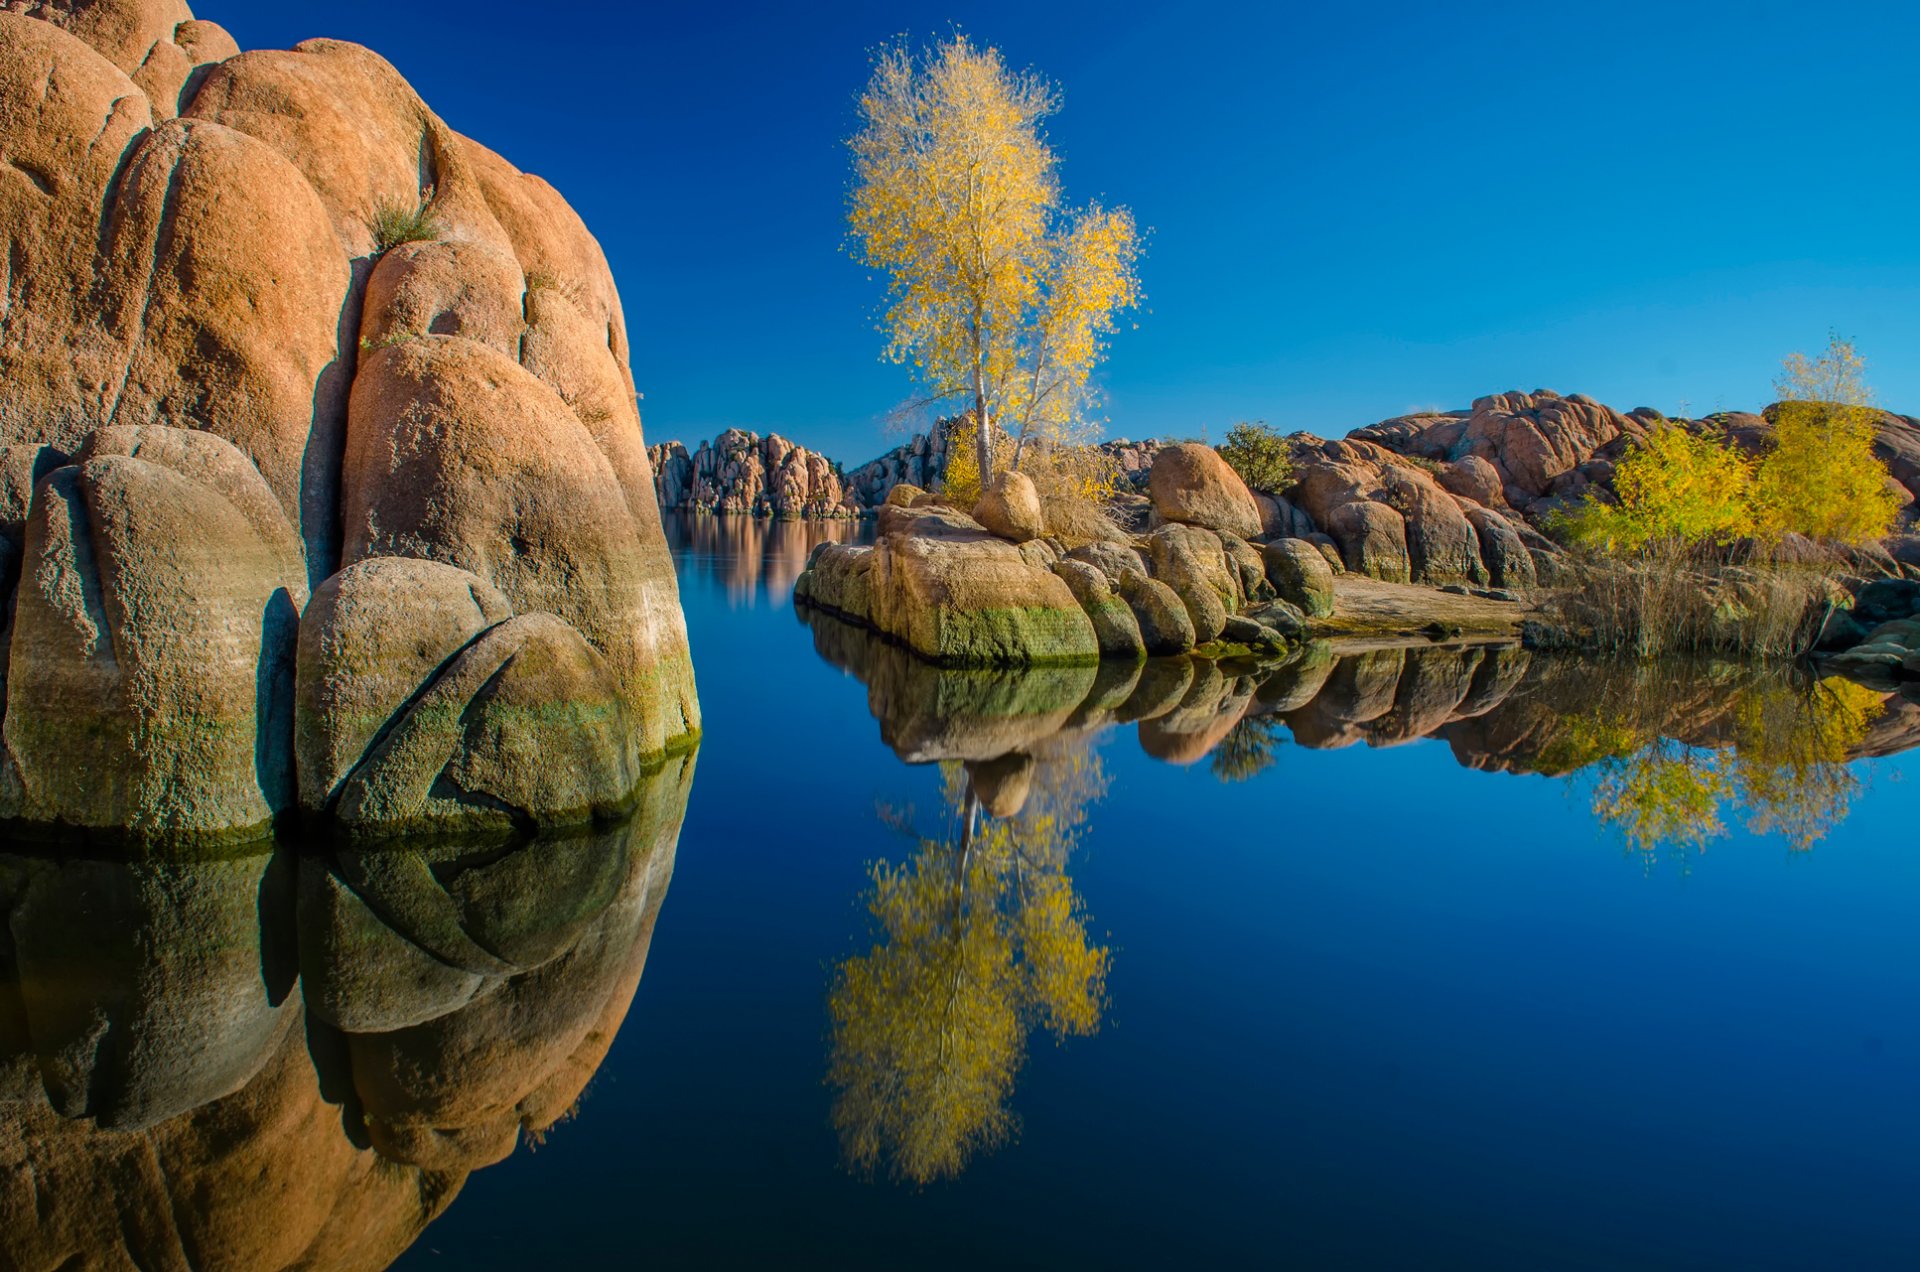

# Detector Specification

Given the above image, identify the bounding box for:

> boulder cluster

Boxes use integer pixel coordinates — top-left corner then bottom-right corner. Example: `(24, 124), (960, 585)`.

(797, 444), (1326, 666)
(0, 1), (697, 842)
(1281, 390), (1920, 589)
(1270, 390), (1642, 590)
(649, 428), (860, 518)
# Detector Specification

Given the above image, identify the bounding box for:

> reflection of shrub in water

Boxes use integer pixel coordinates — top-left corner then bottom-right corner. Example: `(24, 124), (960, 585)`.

(829, 741), (1110, 1184)
(1543, 666), (1885, 859)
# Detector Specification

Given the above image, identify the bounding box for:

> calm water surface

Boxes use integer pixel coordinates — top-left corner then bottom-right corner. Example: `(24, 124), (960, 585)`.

(433, 516), (1920, 1268)
(7, 514), (1918, 1269)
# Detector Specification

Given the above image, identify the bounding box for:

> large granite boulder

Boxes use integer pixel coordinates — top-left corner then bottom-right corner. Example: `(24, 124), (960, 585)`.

(1146, 523), (1233, 643)
(1148, 443), (1261, 539)
(1116, 572), (1197, 656)
(828, 507), (1099, 667)
(0, 1), (698, 841)
(1051, 559), (1147, 660)
(3, 429), (306, 840)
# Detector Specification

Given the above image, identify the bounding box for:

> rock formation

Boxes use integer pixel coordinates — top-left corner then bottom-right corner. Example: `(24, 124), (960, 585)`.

(796, 447), (1307, 667)
(0, 1), (697, 843)
(1147, 442), (1262, 540)
(1278, 391), (1920, 591)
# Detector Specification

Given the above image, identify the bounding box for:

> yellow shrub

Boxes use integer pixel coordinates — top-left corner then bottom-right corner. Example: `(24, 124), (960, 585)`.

(1556, 424), (1755, 553)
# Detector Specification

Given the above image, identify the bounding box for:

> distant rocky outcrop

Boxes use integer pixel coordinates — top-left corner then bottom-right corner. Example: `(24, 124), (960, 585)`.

(0, 1), (698, 843)
(649, 428), (861, 518)
(653, 418), (1170, 518)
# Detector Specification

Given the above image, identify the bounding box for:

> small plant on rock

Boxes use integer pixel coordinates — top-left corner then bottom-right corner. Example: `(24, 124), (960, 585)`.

(370, 187), (442, 253)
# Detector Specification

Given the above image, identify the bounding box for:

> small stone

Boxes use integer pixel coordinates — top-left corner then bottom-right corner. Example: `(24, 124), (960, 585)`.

(973, 470), (1046, 542)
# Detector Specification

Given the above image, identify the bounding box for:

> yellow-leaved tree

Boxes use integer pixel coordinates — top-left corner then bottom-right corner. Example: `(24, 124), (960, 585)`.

(1755, 334), (1901, 544)
(847, 36), (1141, 486)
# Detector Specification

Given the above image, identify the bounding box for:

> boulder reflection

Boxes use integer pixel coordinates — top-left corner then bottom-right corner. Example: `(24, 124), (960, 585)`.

(0, 751), (694, 1270)
(809, 611), (1918, 864)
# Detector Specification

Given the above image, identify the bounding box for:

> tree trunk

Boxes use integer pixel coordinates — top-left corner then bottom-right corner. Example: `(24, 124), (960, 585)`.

(972, 386), (993, 489)
(969, 312), (993, 488)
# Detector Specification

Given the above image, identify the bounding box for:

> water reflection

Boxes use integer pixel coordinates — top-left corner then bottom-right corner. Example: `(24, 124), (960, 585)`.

(663, 513), (871, 608)
(808, 612), (1920, 864)
(0, 752), (694, 1269)
(809, 617), (1920, 1183)
(829, 743), (1109, 1185)
(1527, 664), (1890, 860)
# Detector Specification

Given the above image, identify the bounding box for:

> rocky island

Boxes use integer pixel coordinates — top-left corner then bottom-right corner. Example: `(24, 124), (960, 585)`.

(768, 390), (1920, 670)
(0, 0), (698, 844)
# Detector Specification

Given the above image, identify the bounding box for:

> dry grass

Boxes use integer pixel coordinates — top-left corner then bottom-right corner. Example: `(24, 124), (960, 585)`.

(370, 190), (443, 253)
(1545, 548), (1838, 658)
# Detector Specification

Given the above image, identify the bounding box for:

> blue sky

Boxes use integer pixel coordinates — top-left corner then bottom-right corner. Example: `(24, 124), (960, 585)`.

(225, 2), (1920, 462)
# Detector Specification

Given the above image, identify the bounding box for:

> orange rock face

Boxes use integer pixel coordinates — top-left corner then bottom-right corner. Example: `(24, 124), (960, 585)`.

(0, 1), (698, 841)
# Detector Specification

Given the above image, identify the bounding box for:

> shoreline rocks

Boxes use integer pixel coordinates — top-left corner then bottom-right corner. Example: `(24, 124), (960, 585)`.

(798, 447), (1347, 668)
(796, 441), (1535, 668)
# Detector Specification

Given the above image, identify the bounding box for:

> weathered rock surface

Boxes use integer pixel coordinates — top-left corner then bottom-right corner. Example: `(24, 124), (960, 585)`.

(1263, 538), (1336, 618)
(864, 508), (1098, 666)
(4, 429), (306, 839)
(1052, 558), (1147, 660)
(0, 1), (698, 840)
(1148, 443), (1262, 539)
(1116, 572), (1197, 656)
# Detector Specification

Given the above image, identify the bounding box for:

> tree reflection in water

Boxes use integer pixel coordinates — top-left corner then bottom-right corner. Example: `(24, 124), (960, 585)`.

(1540, 666), (1888, 863)
(809, 601), (1918, 875)
(828, 741), (1110, 1186)
(806, 607), (1919, 1181)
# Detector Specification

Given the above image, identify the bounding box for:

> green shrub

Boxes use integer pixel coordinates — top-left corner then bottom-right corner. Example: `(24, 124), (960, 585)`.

(1216, 421), (1294, 493)
(370, 192), (443, 253)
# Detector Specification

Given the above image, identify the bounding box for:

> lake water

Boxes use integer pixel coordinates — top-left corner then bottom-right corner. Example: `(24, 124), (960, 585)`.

(5, 515), (1918, 1269)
